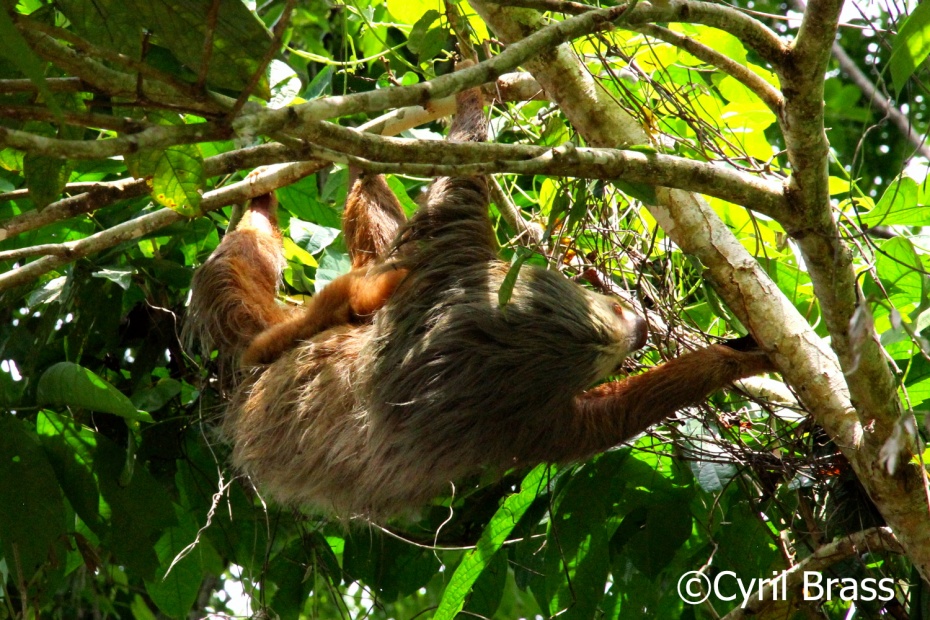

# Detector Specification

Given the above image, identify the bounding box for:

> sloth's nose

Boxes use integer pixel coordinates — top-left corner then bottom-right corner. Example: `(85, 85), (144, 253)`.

(630, 315), (648, 351)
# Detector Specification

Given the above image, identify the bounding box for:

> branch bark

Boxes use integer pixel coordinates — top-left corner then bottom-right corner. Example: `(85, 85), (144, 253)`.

(0, 163), (324, 292)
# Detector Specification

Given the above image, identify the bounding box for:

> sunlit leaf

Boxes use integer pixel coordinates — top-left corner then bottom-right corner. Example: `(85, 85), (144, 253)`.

(890, 2), (930, 93)
(435, 464), (547, 620)
(37, 362), (154, 423)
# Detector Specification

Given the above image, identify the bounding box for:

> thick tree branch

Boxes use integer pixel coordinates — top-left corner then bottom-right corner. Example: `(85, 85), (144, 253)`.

(0, 163), (323, 292)
(779, 2), (906, 444)
(0, 120), (235, 159)
(0, 73), (543, 242)
(483, 0), (787, 68)
(17, 19), (212, 105)
(20, 28), (232, 115)
(0, 77), (89, 94)
(298, 122), (786, 216)
(0, 105), (150, 133)
(0, 145), (301, 241)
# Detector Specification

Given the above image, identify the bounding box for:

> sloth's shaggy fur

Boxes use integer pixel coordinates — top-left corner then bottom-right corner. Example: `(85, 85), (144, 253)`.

(187, 85), (774, 519)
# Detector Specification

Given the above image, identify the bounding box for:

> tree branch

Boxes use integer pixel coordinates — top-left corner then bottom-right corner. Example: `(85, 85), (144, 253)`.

(0, 163), (324, 292)
(3, 4), (636, 159)
(779, 2), (908, 445)
(19, 27), (232, 115)
(721, 527), (903, 620)
(0, 73), (543, 242)
(297, 121), (786, 216)
(635, 23), (783, 113)
(482, 0), (788, 68)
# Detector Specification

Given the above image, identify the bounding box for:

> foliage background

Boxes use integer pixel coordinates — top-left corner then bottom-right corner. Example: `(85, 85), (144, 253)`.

(0, 0), (929, 618)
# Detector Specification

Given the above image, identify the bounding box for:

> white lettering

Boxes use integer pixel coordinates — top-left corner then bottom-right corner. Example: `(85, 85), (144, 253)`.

(736, 577), (756, 609)
(878, 578), (895, 602)
(838, 578), (858, 600)
(714, 571), (737, 601)
(804, 571), (823, 600)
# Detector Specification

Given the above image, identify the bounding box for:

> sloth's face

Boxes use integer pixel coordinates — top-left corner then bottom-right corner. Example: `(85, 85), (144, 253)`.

(585, 291), (648, 377)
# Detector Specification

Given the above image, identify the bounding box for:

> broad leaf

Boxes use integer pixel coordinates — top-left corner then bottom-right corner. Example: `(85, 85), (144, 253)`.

(37, 362), (154, 423)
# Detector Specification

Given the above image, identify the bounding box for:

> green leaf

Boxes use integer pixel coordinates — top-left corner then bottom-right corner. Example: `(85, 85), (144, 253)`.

(343, 531), (437, 601)
(37, 411), (104, 533)
(0, 9), (60, 117)
(623, 494), (693, 578)
(37, 362), (154, 423)
(691, 459), (737, 493)
(386, 175), (419, 216)
(434, 464), (547, 620)
(464, 550), (507, 618)
(290, 218), (341, 255)
(408, 10), (440, 54)
(150, 144), (204, 216)
(890, 2), (930, 93)
(24, 153), (72, 209)
(279, 173), (341, 227)
(861, 177), (926, 227)
(315, 249), (351, 291)
(305, 65), (333, 99)
(567, 183), (589, 231)
(93, 267), (134, 290)
(0, 416), (68, 578)
(545, 456), (630, 620)
(56, 0), (273, 96)
(131, 378), (182, 413)
(94, 435), (178, 579)
(715, 501), (778, 580)
(145, 507), (217, 619)
(417, 26), (450, 64)
(876, 237), (923, 303)
(269, 59), (301, 109)
(498, 248), (530, 308)
(0, 148), (24, 172)
(613, 179), (657, 206)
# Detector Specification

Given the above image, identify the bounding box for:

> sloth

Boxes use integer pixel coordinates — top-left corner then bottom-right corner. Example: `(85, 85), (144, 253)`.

(186, 81), (775, 519)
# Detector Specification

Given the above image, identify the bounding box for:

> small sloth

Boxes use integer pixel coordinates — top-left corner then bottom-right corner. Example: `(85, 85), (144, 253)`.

(186, 80), (774, 519)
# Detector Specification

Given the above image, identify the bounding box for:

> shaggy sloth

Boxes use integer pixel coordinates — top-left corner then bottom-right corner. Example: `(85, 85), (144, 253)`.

(187, 83), (774, 519)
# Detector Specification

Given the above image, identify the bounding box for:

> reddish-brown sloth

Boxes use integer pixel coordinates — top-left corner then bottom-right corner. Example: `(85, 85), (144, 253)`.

(186, 83), (775, 519)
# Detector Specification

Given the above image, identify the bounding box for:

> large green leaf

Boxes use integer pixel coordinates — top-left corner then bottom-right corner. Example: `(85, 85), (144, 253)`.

(145, 507), (219, 619)
(0, 416), (68, 578)
(56, 0), (272, 96)
(37, 362), (154, 422)
(434, 464), (548, 620)
(876, 237), (923, 304)
(125, 112), (205, 216)
(890, 2), (930, 93)
(23, 153), (72, 210)
(36, 410), (104, 533)
(861, 177), (927, 227)
(150, 144), (204, 216)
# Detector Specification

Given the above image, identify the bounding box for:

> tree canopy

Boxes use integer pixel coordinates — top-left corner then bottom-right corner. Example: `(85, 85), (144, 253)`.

(1, 0), (930, 618)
